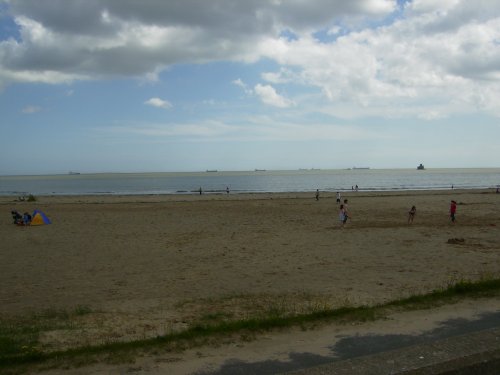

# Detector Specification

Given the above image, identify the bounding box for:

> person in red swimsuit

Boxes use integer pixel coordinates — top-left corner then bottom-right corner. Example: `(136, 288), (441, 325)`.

(450, 200), (457, 223)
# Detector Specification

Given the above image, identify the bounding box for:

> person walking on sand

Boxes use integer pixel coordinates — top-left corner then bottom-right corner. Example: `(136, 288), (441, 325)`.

(450, 200), (457, 223)
(315, 189), (320, 201)
(336, 191), (341, 204)
(408, 205), (416, 224)
(342, 199), (350, 225)
(339, 204), (347, 228)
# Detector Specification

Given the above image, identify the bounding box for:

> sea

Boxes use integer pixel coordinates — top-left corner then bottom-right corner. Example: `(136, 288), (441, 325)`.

(1, 168), (499, 196)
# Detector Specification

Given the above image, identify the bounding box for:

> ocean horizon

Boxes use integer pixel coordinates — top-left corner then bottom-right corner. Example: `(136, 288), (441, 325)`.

(1, 168), (499, 196)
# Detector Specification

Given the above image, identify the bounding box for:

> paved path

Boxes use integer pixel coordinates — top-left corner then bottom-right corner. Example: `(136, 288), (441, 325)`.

(286, 326), (500, 374)
(200, 307), (500, 375)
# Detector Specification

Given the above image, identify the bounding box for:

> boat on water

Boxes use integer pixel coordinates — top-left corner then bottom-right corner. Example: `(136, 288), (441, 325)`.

(206, 170), (218, 173)
(417, 164), (425, 170)
(352, 167), (370, 170)
(68, 171), (80, 175)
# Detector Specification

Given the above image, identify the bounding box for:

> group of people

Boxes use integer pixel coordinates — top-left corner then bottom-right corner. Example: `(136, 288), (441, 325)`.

(317, 190), (459, 228)
(11, 210), (31, 225)
(407, 200), (457, 224)
(335, 191), (350, 228)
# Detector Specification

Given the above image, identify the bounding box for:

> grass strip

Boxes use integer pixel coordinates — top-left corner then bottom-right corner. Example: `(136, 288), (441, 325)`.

(2, 277), (500, 371)
(384, 278), (500, 309)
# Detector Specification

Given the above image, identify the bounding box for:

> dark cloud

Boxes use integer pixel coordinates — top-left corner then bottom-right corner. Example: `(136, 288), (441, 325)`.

(8, 0), (392, 35)
(7, 0), (117, 36)
(1, 0), (396, 80)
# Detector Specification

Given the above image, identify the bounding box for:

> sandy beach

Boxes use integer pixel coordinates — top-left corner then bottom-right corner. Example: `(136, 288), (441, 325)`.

(1, 190), (500, 357)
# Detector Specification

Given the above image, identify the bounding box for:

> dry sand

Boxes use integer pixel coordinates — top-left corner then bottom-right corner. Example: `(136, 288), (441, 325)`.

(1, 189), (500, 364)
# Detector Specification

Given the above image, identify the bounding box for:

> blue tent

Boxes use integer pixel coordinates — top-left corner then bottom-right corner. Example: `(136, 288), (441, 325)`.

(30, 209), (51, 225)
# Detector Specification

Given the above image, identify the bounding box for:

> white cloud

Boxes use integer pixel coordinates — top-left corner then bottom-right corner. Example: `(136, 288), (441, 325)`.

(253, 2), (500, 118)
(261, 67), (297, 84)
(22, 105), (41, 114)
(254, 84), (294, 108)
(2, 0), (500, 119)
(0, 66), (85, 89)
(327, 26), (342, 36)
(407, 0), (460, 15)
(144, 97), (172, 109)
(105, 121), (239, 140)
(102, 117), (383, 143)
(232, 78), (253, 94)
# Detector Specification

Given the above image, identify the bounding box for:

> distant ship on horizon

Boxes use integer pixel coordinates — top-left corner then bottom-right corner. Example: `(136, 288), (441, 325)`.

(348, 167), (370, 170)
(417, 164), (425, 170)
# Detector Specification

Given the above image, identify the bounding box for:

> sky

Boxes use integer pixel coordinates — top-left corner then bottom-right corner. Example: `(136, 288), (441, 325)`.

(1, 0), (499, 175)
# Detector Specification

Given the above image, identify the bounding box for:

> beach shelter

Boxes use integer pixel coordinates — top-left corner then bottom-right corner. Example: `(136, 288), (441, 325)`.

(30, 209), (51, 226)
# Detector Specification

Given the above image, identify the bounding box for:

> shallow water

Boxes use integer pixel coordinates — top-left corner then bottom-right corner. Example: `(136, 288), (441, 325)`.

(1, 168), (499, 196)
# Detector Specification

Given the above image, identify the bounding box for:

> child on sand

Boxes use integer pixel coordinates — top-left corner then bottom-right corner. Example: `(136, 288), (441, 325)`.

(339, 204), (347, 227)
(408, 205), (416, 224)
(23, 212), (32, 225)
(450, 200), (457, 223)
(340, 200), (350, 226)
(11, 210), (22, 225)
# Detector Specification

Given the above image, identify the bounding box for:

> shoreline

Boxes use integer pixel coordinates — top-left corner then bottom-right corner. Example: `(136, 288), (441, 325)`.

(1, 187), (498, 205)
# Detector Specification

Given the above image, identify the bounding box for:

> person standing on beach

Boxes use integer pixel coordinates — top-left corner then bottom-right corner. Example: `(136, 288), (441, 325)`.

(226, 186), (230, 194)
(450, 200), (457, 223)
(343, 199), (350, 224)
(408, 205), (416, 224)
(336, 192), (341, 204)
(315, 189), (320, 201)
(339, 204), (347, 228)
